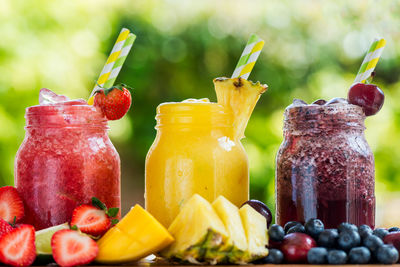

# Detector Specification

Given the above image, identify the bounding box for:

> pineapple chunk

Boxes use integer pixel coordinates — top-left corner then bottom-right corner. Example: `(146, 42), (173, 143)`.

(96, 205), (174, 264)
(214, 77), (267, 140)
(161, 194), (228, 264)
(210, 196), (248, 264)
(239, 204), (269, 260)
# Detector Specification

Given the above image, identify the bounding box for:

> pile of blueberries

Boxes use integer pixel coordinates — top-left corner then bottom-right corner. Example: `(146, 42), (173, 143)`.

(261, 219), (400, 264)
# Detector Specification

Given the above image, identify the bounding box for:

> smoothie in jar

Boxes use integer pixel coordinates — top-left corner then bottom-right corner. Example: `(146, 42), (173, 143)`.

(15, 89), (120, 230)
(146, 78), (267, 227)
(276, 98), (375, 228)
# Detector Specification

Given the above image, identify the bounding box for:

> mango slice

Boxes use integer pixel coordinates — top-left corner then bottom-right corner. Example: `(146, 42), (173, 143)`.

(96, 204), (174, 264)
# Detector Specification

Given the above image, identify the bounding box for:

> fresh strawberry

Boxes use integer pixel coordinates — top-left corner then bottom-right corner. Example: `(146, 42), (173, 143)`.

(0, 224), (36, 266)
(94, 84), (132, 120)
(70, 197), (119, 236)
(70, 205), (111, 236)
(0, 218), (12, 237)
(0, 186), (24, 223)
(51, 229), (98, 267)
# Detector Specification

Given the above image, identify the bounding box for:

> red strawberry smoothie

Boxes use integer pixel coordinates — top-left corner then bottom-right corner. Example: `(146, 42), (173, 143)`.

(15, 89), (120, 230)
(276, 99), (375, 228)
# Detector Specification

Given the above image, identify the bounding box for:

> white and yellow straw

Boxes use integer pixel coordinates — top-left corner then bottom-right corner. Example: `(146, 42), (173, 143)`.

(232, 34), (265, 80)
(89, 28), (136, 102)
(354, 38), (386, 84)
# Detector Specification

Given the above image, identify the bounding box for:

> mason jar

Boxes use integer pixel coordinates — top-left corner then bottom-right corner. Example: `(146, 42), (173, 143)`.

(15, 103), (120, 230)
(276, 103), (375, 228)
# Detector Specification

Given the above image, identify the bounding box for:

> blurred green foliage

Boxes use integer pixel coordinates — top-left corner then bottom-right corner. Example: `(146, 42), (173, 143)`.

(0, 0), (399, 219)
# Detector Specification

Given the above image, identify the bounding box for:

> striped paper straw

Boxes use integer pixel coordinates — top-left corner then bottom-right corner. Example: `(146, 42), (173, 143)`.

(89, 28), (134, 98)
(354, 38), (386, 84)
(232, 34), (265, 80)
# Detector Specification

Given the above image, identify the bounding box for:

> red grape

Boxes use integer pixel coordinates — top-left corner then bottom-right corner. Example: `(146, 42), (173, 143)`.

(280, 233), (316, 263)
(348, 83), (384, 116)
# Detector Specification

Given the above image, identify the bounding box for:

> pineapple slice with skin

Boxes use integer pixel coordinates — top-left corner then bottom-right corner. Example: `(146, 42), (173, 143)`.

(161, 194), (229, 264)
(206, 196), (248, 264)
(239, 204), (269, 261)
(214, 77), (267, 140)
(96, 205), (174, 264)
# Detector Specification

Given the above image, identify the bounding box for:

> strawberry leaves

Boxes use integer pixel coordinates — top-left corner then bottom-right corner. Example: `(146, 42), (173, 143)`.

(91, 197), (119, 224)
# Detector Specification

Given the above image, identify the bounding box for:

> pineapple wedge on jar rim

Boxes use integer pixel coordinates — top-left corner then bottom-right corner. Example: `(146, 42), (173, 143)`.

(161, 194), (268, 265)
(214, 77), (268, 140)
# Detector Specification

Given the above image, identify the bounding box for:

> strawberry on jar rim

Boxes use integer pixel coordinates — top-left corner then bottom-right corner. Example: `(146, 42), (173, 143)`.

(93, 84), (132, 120)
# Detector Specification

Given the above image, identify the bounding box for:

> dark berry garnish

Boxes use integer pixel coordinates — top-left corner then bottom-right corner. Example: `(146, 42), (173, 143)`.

(268, 224), (285, 242)
(358, 224), (373, 239)
(389, 227), (400, 233)
(312, 99), (326, 105)
(376, 244), (399, 264)
(327, 249), (347, 264)
(373, 228), (389, 240)
(363, 234), (384, 253)
(280, 233), (316, 263)
(241, 200), (272, 227)
(307, 247), (328, 264)
(338, 222), (358, 233)
(348, 82), (384, 116)
(318, 229), (338, 248)
(348, 246), (371, 264)
(259, 248), (284, 264)
(337, 230), (361, 251)
(284, 221), (302, 233)
(287, 224), (306, 234)
(305, 218), (324, 239)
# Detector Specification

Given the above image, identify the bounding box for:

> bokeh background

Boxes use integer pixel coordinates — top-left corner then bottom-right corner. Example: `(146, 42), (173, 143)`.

(0, 0), (399, 226)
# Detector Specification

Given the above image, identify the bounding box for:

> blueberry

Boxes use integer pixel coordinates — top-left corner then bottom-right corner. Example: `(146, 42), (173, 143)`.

(389, 227), (400, 233)
(307, 247), (328, 264)
(348, 246), (371, 264)
(260, 248), (284, 264)
(337, 230), (361, 251)
(284, 221), (302, 233)
(376, 244), (399, 264)
(373, 228), (389, 240)
(363, 234), (384, 253)
(287, 224), (306, 234)
(268, 224), (285, 242)
(358, 224), (373, 238)
(305, 218), (324, 239)
(318, 229), (338, 248)
(327, 249), (347, 264)
(338, 222), (358, 233)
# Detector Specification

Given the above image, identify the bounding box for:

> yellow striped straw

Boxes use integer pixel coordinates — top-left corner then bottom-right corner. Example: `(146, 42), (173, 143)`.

(89, 28), (135, 101)
(354, 38), (386, 84)
(232, 34), (265, 80)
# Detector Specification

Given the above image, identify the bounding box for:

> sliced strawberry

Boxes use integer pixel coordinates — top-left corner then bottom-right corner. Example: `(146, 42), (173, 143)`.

(70, 204), (111, 236)
(0, 224), (36, 266)
(51, 229), (98, 267)
(0, 218), (12, 237)
(0, 186), (24, 223)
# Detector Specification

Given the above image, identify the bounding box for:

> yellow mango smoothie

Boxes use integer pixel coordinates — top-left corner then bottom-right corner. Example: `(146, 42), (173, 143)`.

(146, 78), (267, 227)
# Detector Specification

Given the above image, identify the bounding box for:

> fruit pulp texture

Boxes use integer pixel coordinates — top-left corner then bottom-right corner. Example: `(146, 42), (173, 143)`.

(276, 103), (375, 228)
(145, 102), (249, 227)
(15, 103), (120, 230)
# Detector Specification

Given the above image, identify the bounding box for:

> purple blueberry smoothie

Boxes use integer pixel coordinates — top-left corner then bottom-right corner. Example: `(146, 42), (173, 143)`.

(276, 98), (375, 228)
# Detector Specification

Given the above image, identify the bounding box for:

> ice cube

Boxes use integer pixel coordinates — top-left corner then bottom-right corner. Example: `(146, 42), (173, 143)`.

(39, 88), (70, 104)
(182, 98), (210, 103)
(287, 98), (307, 108)
(325, 97), (348, 105)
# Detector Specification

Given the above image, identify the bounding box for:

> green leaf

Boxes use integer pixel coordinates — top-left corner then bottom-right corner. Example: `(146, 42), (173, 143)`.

(111, 219), (119, 225)
(70, 225), (78, 231)
(106, 207), (119, 218)
(9, 216), (16, 227)
(92, 197), (107, 211)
